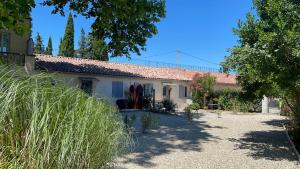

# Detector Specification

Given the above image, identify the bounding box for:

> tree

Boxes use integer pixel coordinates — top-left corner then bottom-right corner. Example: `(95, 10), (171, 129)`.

(221, 0), (300, 128)
(58, 37), (63, 56)
(1, 0), (165, 59)
(45, 36), (53, 55)
(61, 14), (74, 57)
(0, 0), (35, 35)
(77, 28), (87, 58)
(190, 73), (216, 108)
(85, 34), (109, 61)
(34, 33), (44, 54)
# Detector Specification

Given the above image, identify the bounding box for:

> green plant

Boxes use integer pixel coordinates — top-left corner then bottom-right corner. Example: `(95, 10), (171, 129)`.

(124, 114), (136, 130)
(190, 103), (200, 111)
(221, 0), (300, 128)
(142, 95), (153, 110)
(0, 66), (132, 169)
(161, 99), (177, 113)
(184, 106), (193, 121)
(190, 73), (216, 108)
(141, 113), (159, 133)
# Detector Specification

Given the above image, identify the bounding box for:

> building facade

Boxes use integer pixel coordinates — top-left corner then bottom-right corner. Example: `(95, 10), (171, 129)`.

(35, 54), (237, 111)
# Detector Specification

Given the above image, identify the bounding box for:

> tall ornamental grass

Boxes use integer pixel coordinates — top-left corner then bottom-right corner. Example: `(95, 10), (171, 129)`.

(0, 66), (131, 169)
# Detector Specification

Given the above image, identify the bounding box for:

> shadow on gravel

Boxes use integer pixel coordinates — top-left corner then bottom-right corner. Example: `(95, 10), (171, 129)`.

(119, 112), (222, 168)
(262, 119), (290, 128)
(229, 130), (297, 161)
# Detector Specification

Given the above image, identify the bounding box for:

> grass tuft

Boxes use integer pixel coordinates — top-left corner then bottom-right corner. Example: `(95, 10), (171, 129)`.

(0, 66), (132, 169)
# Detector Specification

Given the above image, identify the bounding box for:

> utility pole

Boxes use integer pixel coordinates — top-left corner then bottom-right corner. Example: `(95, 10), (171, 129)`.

(176, 50), (181, 68)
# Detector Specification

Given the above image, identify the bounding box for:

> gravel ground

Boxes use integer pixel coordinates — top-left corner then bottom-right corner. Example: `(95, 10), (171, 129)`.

(116, 111), (299, 169)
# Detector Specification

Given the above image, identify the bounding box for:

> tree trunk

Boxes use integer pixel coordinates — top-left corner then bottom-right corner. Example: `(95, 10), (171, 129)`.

(294, 93), (300, 129)
(203, 93), (207, 109)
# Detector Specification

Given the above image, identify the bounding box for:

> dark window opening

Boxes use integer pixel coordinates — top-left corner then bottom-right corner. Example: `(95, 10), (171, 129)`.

(81, 79), (93, 95)
(163, 86), (167, 96)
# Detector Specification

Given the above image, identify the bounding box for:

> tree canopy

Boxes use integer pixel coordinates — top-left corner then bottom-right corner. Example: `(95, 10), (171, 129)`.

(34, 33), (44, 54)
(1, 0), (165, 59)
(77, 28), (87, 58)
(221, 0), (300, 126)
(0, 0), (35, 35)
(45, 36), (53, 55)
(190, 73), (216, 108)
(60, 14), (74, 57)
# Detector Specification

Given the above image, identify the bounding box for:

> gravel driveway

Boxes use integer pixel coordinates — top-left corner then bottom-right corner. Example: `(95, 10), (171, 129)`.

(116, 111), (299, 169)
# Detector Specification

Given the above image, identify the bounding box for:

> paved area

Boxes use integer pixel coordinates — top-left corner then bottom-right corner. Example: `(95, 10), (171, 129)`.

(116, 111), (299, 169)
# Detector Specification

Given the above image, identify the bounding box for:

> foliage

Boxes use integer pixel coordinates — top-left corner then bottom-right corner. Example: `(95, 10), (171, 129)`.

(42, 0), (166, 59)
(191, 73), (216, 108)
(45, 36), (53, 55)
(141, 113), (159, 133)
(221, 0), (300, 127)
(184, 106), (194, 121)
(217, 88), (239, 110)
(0, 66), (131, 169)
(189, 102), (201, 111)
(77, 28), (88, 58)
(0, 0), (34, 35)
(216, 88), (261, 112)
(192, 90), (204, 108)
(61, 14), (74, 57)
(161, 99), (177, 113)
(142, 95), (153, 110)
(124, 114), (136, 131)
(85, 34), (109, 61)
(58, 37), (63, 56)
(34, 32), (44, 54)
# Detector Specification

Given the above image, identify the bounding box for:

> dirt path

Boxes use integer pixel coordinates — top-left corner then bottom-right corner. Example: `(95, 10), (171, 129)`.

(116, 111), (299, 169)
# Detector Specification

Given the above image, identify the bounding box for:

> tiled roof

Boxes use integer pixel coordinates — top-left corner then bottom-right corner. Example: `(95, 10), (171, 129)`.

(35, 54), (237, 85)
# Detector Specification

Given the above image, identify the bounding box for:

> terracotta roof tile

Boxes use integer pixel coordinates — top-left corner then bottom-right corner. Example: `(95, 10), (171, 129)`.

(35, 54), (237, 85)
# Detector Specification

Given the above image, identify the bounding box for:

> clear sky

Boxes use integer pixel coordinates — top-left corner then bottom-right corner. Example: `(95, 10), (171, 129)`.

(32, 0), (253, 69)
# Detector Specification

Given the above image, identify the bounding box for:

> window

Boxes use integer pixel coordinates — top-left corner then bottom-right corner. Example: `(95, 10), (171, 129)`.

(143, 83), (153, 96)
(0, 32), (9, 52)
(81, 79), (93, 95)
(112, 81), (123, 98)
(179, 85), (187, 98)
(163, 86), (167, 96)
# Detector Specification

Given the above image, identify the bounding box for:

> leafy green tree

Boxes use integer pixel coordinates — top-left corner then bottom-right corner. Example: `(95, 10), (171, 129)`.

(221, 0), (300, 127)
(77, 28), (87, 58)
(45, 36), (53, 55)
(190, 73), (216, 108)
(61, 14), (74, 57)
(0, 0), (35, 35)
(34, 33), (44, 54)
(58, 37), (63, 56)
(86, 34), (109, 61)
(2, 0), (165, 59)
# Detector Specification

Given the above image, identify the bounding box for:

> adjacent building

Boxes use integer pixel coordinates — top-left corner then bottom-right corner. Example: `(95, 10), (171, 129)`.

(35, 54), (237, 110)
(0, 18), (34, 71)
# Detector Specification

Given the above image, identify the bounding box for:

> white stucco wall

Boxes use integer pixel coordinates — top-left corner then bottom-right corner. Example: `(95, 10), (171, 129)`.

(54, 72), (238, 111)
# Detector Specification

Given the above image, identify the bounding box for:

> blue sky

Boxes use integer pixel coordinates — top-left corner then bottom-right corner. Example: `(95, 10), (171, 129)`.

(32, 0), (253, 69)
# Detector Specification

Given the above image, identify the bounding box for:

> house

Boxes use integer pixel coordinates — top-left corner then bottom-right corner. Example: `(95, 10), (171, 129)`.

(35, 54), (237, 111)
(0, 18), (34, 71)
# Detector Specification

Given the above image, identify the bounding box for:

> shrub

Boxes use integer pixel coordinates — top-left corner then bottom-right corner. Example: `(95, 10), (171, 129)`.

(142, 95), (153, 110)
(0, 67), (131, 169)
(141, 113), (159, 133)
(161, 99), (177, 112)
(184, 106), (193, 121)
(189, 102), (200, 111)
(124, 114), (136, 130)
